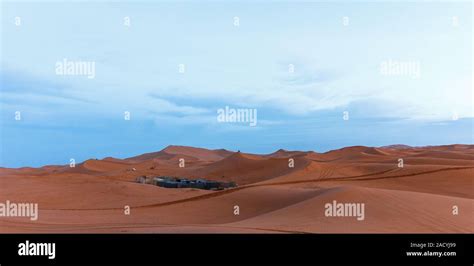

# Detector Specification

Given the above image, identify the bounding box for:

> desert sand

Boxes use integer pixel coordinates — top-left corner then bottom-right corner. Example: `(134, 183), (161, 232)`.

(0, 144), (473, 233)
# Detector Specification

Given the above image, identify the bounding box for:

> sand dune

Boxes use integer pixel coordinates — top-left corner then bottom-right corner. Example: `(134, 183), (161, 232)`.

(190, 152), (311, 185)
(228, 186), (473, 233)
(127, 145), (233, 162)
(0, 144), (472, 233)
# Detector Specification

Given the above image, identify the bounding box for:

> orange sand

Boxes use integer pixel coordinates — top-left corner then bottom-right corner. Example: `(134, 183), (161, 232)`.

(0, 144), (472, 233)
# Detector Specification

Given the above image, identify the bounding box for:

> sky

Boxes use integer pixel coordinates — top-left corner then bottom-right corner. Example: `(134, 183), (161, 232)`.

(0, 1), (473, 167)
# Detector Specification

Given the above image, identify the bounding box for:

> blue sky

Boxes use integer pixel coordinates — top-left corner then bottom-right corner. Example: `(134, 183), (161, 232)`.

(1, 1), (473, 167)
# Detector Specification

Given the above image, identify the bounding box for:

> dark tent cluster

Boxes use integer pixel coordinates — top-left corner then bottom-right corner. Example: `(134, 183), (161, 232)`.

(136, 176), (237, 191)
